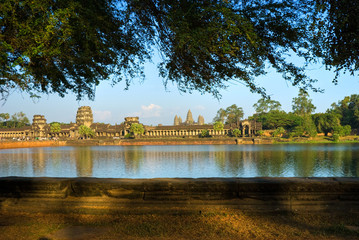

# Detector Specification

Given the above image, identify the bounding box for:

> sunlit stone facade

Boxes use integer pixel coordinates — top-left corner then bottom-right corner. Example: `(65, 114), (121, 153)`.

(76, 106), (93, 127)
(0, 106), (262, 140)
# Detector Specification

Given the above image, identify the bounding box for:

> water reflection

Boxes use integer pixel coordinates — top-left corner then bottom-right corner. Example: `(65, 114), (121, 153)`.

(32, 147), (46, 175)
(75, 147), (93, 177)
(0, 144), (358, 178)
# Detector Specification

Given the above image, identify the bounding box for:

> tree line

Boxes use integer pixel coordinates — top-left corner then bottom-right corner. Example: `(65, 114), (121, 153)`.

(0, 112), (29, 128)
(213, 91), (359, 138)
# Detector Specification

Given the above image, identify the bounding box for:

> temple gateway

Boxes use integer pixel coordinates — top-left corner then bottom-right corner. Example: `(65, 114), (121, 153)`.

(0, 106), (262, 140)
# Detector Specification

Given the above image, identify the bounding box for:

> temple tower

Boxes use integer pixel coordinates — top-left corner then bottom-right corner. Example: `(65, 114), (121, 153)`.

(185, 110), (194, 125)
(198, 115), (204, 125)
(32, 115), (47, 137)
(174, 115), (179, 126)
(178, 116), (182, 124)
(76, 106), (93, 127)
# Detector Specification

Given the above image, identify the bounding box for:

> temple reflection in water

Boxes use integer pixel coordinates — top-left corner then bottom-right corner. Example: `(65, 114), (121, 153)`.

(0, 144), (358, 178)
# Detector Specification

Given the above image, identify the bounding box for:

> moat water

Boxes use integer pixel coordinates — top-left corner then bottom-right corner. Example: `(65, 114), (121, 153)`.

(0, 144), (358, 178)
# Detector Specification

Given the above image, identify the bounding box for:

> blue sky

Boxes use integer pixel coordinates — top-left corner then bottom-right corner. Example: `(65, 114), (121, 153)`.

(1, 58), (359, 126)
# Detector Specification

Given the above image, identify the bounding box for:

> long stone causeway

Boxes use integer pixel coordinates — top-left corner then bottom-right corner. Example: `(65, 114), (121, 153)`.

(0, 177), (358, 214)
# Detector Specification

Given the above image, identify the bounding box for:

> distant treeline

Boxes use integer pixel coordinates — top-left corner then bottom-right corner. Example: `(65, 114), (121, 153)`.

(213, 91), (359, 138)
(0, 112), (30, 129)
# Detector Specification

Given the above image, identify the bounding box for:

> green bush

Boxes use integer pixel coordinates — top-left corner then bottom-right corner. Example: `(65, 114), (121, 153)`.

(342, 125), (351, 136)
(289, 124), (317, 138)
(289, 126), (304, 138)
(272, 127), (285, 137)
(78, 125), (95, 139)
(201, 129), (210, 138)
(257, 130), (264, 136)
(124, 133), (132, 139)
(332, 133), (340, 142)
(213, 121), (224, 131)
(333, 125), (351, 137)
(130, 123), (144, 136)
(307, 125), (318, 137)
(232, 129), (241, 137)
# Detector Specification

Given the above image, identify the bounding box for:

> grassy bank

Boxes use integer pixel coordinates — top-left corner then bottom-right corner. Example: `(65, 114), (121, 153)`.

(1, 211), (358, 240)
(271, 135), (359, 144)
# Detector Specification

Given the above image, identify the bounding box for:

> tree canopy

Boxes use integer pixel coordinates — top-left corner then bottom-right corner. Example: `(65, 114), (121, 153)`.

(1, 0), (147, 100)
(130, 123), (145, 136)
(50, 122), (61, 133)
(213, 121), (224, 131)
(312, 112), (340, 136)
(0, 112), (30, 128)
(0, 113), (10, 122)
(1, 0), (359, 99)
(213, 104), (243, 124)
(292, 89), (316, 116)
(78, 125), (95, 138)
(251, 110), (302, 130)
(330, 94), (359, 129)
(253, 98), (281, 114)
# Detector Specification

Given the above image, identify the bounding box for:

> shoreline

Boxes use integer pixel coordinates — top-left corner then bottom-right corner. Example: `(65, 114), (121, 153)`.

(1, 136), (359, 149)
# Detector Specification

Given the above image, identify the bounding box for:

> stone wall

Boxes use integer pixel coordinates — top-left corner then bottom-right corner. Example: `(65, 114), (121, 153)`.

(0, 140), (66, 149)
(0, 177), (358, 215)
(1, 138), (265, 149)
(119, 138), (240, 145)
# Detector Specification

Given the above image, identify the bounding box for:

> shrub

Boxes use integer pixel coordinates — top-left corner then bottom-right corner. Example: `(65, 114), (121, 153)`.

(78, 125), (95, 139)
(124, 133), (132, 139)
(272, 127), (285, 137)
(257, 130), (264, 136)
(232, 129), (241, 137)
(342, 125), (351, 136)
(332, 133), (340, 142)
(130, 123), (144, 136)
(213, 121), (224, 131)
(201, 129), (210, 138)
(289, 126), (304, 138)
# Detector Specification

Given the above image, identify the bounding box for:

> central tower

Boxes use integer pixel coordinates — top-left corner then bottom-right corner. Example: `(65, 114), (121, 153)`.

(76, 106), (93, 127)
(185, 110), (194, 125)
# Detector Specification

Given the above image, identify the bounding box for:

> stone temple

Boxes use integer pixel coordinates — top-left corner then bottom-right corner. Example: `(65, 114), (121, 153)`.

(76, 106), (93, 127)
(174, 110), (204, 126)
(0, 106), (261, 139)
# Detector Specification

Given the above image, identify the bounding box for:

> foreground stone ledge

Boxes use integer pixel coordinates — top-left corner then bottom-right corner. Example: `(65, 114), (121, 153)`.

(0, 177), (358, 214)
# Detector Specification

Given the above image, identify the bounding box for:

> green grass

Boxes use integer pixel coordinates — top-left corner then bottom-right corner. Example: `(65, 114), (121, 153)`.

(271, 135), (359, 144)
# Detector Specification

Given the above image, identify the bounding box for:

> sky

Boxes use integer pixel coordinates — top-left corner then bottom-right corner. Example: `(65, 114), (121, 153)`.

(1, 57), (359, 126)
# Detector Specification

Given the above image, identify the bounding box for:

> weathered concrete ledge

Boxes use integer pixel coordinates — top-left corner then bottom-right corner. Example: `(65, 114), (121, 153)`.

(1, 177), (358, 215)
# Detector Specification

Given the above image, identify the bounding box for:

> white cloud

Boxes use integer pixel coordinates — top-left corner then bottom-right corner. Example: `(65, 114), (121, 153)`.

(131, 104), (162, 118)
(142, 103), (161, 112)
(93, 110), (112, 122)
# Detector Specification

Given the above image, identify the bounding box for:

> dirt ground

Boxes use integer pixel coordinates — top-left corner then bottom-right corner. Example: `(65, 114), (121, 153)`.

(0, 210), (358, 240)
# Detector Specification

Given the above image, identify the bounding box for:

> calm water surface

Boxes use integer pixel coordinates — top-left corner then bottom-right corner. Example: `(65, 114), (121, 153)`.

(0, 144), (358, 178)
